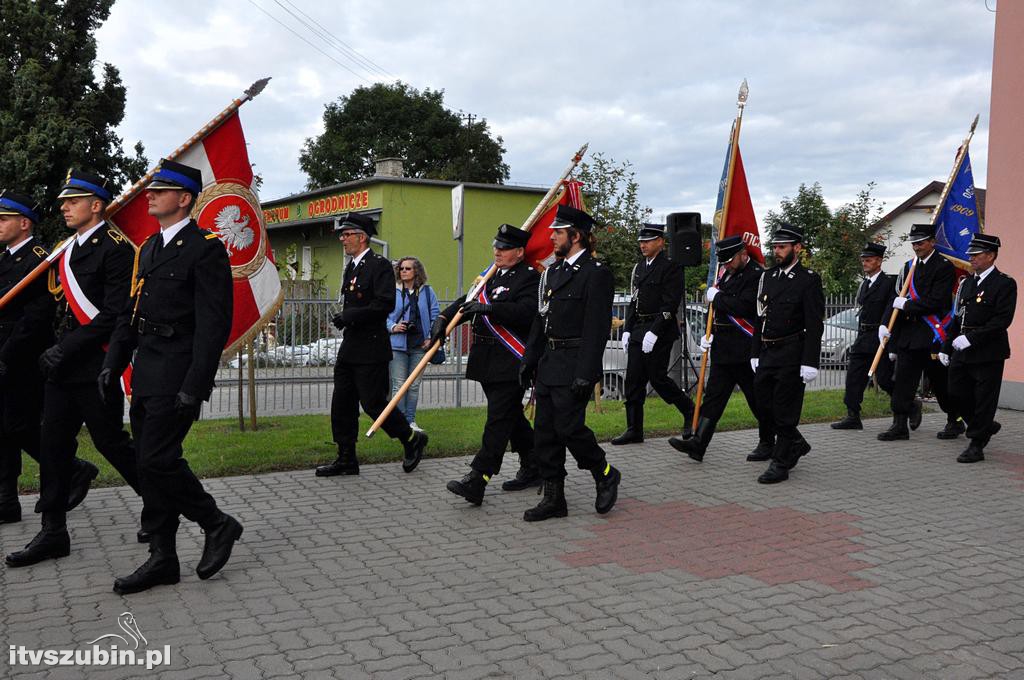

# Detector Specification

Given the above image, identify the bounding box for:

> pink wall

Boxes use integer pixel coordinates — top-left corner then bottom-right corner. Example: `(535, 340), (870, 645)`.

(988, 3), (1024, 408)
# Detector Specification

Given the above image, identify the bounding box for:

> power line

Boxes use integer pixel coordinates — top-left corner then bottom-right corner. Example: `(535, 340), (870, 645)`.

(277, 0), (394, 79)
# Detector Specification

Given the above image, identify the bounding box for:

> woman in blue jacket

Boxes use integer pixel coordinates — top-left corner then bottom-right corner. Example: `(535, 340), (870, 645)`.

(387, 257), (440, 430)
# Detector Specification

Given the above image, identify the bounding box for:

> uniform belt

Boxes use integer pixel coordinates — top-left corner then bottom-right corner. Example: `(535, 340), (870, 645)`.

(961, 326), (982, 331)
(858, 323), (879, 331)
(760, 332), (802, 346)
(546, 337), (582, 349)
(635, 312), (663, 321)
(471, 333), (499, 345)
(136, 317), (190, 338)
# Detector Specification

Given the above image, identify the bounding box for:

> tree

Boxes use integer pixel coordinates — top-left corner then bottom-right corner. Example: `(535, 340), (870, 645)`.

(299, 82), (509, 189)
(0, 0), (148, 246)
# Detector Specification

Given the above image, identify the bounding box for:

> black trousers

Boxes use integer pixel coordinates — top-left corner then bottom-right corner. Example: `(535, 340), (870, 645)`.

(753, 363), (806, 448)
(843, 351), (894, 411)
(533, 379), (607, 481)
(130, 395), (220, 535)
(948, 359), (1004, 442)
(331, 360), (412, 450)
(624, 334), (689, 418)
(471, 380), (533, 477)
(37, 381), (141, 515)
(891, 349), (957, 417)
(0, 380), (43, 507)
(702, 361), (773, 444)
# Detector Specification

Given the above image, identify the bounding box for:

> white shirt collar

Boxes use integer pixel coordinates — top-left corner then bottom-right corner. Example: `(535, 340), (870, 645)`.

(919, 250), (935, 265)
(782, 260), (799, 275)
(76, 221), (105, 246)
(976, 266), (995, 283)
(6, 236), (33, 255)
(866, 270), (882, 285)
(160, 217), (191, 245)
(564, 249), (586, 267)
(350, 247), (371, 268)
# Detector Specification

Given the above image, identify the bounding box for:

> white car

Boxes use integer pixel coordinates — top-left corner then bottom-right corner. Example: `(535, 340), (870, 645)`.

(820, 308), (859, 367)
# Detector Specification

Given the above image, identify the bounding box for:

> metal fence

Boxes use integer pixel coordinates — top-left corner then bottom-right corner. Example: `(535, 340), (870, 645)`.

(202, 292), (861, 420)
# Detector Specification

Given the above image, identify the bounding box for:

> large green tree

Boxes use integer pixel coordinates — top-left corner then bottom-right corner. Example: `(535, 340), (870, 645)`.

(300, 82), (509, 189)
(0, 0), (148, 246)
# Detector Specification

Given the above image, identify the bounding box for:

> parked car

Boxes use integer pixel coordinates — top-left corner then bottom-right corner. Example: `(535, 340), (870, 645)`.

(820, 307), (859, 367)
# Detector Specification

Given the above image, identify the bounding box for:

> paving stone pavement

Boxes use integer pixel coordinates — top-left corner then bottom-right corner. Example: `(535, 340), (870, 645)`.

(2, 410), (1024, 679)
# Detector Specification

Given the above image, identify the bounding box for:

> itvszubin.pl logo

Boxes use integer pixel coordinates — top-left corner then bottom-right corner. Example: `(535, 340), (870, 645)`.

(8, 612), (171, 670)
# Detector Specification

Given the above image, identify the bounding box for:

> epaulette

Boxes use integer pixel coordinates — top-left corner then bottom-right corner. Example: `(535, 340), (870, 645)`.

(32, 245), (48, 258)
(106, 228), (127, 244)
(204, 233), (219, 240)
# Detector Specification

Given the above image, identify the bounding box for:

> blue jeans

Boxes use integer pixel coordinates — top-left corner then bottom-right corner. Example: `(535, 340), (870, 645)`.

(390, 347), (426, 424)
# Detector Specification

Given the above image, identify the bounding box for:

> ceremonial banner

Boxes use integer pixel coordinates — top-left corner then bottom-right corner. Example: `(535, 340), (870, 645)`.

(524, 179), (586, 271)
(933, 148), (982, 268)
(708, 128), (763, 288)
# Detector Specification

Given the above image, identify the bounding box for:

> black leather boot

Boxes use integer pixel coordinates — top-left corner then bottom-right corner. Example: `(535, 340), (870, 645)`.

(523, 478), (568, 522)
(402, 431), (428, 473)
(759, 438), (793, 484)
(5, 513), (70, 567)
(757, 461), (790, 484)
(66, 459), (99, 511)
(937, 417), (966, 440)
(675, 394), (696, 436)
(113, 533), (180, 595)
(315, 446), (359, 477)
(196, 513), (243, 580)
(956, 441), (985, 464)
(0, 503), (20, 524)
(501, 456), (541, 491)
(877, 414), (910, 441)
(446, 470), (488, 506)
(611, 403), (644, 445)
(747, 440), (774, 462)
(909, 400), (923, 431)
(830, 409), (862, 430)
(668, 417), (715, 462)
(592, 464), (621, 515)
(786, 436), (811, 470)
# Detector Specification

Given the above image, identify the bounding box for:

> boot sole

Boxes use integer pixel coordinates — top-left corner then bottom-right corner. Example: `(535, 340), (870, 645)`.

(877, 433), (909, 441)
(830, 423), (863, 430)
(315, 468), (359, 477)
(668, 437), (704, 461)
(5, 545), (71, 568)
(197, 523), (243, 580)
(523, 508), (568, 522)
(445, 482), (484, 506)
(501, 480), (541, 491)
(113, 572), (181, 595)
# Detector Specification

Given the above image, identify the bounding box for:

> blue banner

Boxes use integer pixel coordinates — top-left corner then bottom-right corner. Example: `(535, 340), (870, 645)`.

(708, 123), (733, 288)
(933, 149), (981, 263)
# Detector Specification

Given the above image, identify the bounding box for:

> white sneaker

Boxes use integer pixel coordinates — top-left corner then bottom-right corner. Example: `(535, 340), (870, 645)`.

(410, 422), (424, 433)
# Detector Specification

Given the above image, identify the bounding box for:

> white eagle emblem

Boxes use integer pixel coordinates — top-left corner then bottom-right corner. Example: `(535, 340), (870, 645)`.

(214, 204), (255, 253)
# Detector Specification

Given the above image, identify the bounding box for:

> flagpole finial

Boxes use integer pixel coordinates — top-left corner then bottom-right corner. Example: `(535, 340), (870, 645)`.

(244, 77), (272, 101)
(738, 79), (749, 107)
(970, 113), (979, 133)
(575, 143), (589, 162)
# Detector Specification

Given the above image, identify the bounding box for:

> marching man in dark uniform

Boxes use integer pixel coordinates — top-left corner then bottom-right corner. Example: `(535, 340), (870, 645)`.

(750, 224), (825, 484)
(6, 171), (147, 568)
(520, 205), (620, 521)
(0, 192), (95, 525)
(612, 224), (693, 445)
(101, 160), (242, 594)
(831, 242), (897, 430)
(878, 223), (962, 441)
(316, 212), (428, 478)
(939, 233), (1017, 463)
(669, 235), (772, 461)
(438, 224), (540, 504)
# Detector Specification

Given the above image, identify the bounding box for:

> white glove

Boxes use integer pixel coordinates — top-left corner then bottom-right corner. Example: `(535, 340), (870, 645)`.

(800, 365), (819, 384)
(893, 297), (908, 310)
(952, 335), (971, 351)
(877, 325), (890, 343)
(621, 332), (630, 347)
(750, 358), (759, 372)
(699, 334), (714, 354)
(642, 331), (657, 353)
(705, 286), (719, 303)
(888, 353), (897, 362)
(938, 352), (950, 367)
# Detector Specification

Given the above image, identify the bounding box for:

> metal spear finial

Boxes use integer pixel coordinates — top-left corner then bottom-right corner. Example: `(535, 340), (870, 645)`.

(244, 77), (272, 101)
(738, 79), (749, 106)
(970, 113), (979, 133)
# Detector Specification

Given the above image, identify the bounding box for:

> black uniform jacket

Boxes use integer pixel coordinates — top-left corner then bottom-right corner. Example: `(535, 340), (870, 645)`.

(942, 267), (1017, 363)
(850, 272), (897, 356)
(336, 248), (395, 365)
(890, 253), (955, 352)
(52, 225), (134, 384)
(623, 251), (683, 339)
(523, 251), (614, 386)
(751, 262), (825, 368)
(709, 258), (762, 364)
(442, 260), (539, 384)
(106, 221), (232, 399)
(0, 238), (55, 375)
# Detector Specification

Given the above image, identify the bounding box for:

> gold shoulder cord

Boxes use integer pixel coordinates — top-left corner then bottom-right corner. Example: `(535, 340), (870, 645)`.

(129, 235), (153, 323)
(46, 237), (74, 301)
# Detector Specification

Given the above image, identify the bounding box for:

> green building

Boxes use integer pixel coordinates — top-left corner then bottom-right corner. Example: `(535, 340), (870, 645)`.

(261, 162), (547, 300)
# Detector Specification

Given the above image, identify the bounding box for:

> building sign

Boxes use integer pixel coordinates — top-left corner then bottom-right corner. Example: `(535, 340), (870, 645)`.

(307, 190), (370, 218)
(263, 206), (290, 224)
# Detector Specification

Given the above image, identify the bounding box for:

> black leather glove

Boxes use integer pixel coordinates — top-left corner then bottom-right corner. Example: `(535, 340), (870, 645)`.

(569, 378), (593, 401)
(174, 392), (202, 421)
(331, 313), (347, 330)
(429, 316), (448, 344)
(460, 301), (492, 317)
(519, 364), (536, 391)
(97, 367), (115, 404)
(39, 345), (64, 377)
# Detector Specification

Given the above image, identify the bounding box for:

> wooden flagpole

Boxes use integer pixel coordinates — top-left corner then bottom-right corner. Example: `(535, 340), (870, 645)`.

(365, 143), (589, 437)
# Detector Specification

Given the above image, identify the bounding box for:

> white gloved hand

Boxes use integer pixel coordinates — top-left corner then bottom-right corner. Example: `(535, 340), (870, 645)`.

(952, 335), (971, 351)
(699, 334), (714, 354)
(938, 352), (950, 367)
(878, 325), (890, 343)
(800, 365), (819, 384)
(705, 286), (719, 303)
(892, 296), (908, 310)
(621, 332), (631, 347)
(642, 331), (658, 353)
(750, 358), (759, 372)
(888, 353), (897, 362)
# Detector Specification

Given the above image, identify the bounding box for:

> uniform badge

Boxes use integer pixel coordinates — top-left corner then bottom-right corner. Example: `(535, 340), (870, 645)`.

(493, 286), (508, 297)
(91, 238), (99, 244)
(176, 239), (184, 246)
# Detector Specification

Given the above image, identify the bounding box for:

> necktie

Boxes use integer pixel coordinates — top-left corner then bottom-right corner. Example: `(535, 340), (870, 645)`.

(150, 237), (164, 263)
(856, 278), (868, 305)
(975, 275), (981, 287)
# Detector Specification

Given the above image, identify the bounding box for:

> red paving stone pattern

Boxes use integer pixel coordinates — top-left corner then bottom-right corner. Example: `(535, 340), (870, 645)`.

(559, 498), (876, 592)
(988, 451), (1024, 485)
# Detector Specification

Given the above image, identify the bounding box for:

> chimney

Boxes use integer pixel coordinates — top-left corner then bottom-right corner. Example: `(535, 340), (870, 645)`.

(374, 157), (405, 178)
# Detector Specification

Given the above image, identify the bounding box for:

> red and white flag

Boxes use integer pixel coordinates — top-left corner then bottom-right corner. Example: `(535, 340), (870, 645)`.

(107, 111), (282, 354)
(524, 179), (586, 271)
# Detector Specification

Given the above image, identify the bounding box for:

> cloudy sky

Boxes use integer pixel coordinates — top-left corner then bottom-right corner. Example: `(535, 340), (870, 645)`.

(95, 0), (996, 227)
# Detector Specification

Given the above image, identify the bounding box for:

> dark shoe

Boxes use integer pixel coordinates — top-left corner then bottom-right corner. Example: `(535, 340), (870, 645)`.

(785, 438), (811, 470)
(830, 410), (862, 430)
(315, 448), (359, 477)
(5, 528), (71, 567)
(523, 479), (568, 522)
(137, 530), (152, 544)
(402, 431), (428, 473)
(989, 421), (1002, 438)
(937, 418), (966, 440)
(669, 417), (715, 462)
(196, 514), (243, 580)
(757, 461), (789, 484)
(66, 460), (99, 511)
(747, 441), (774, 462)
(957, 443), (985, 464)
(0, 505), (21, 524)
(113, 535), (180, 595)
(909, 400), (923, 431)
(676, 395), (696, 436)
(610, 429), (644, 445)
(446, 470), (487, 506)
(878, 415), (909, 441)
(592, 465), (621, 515)
(501, 465), (541, 491)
